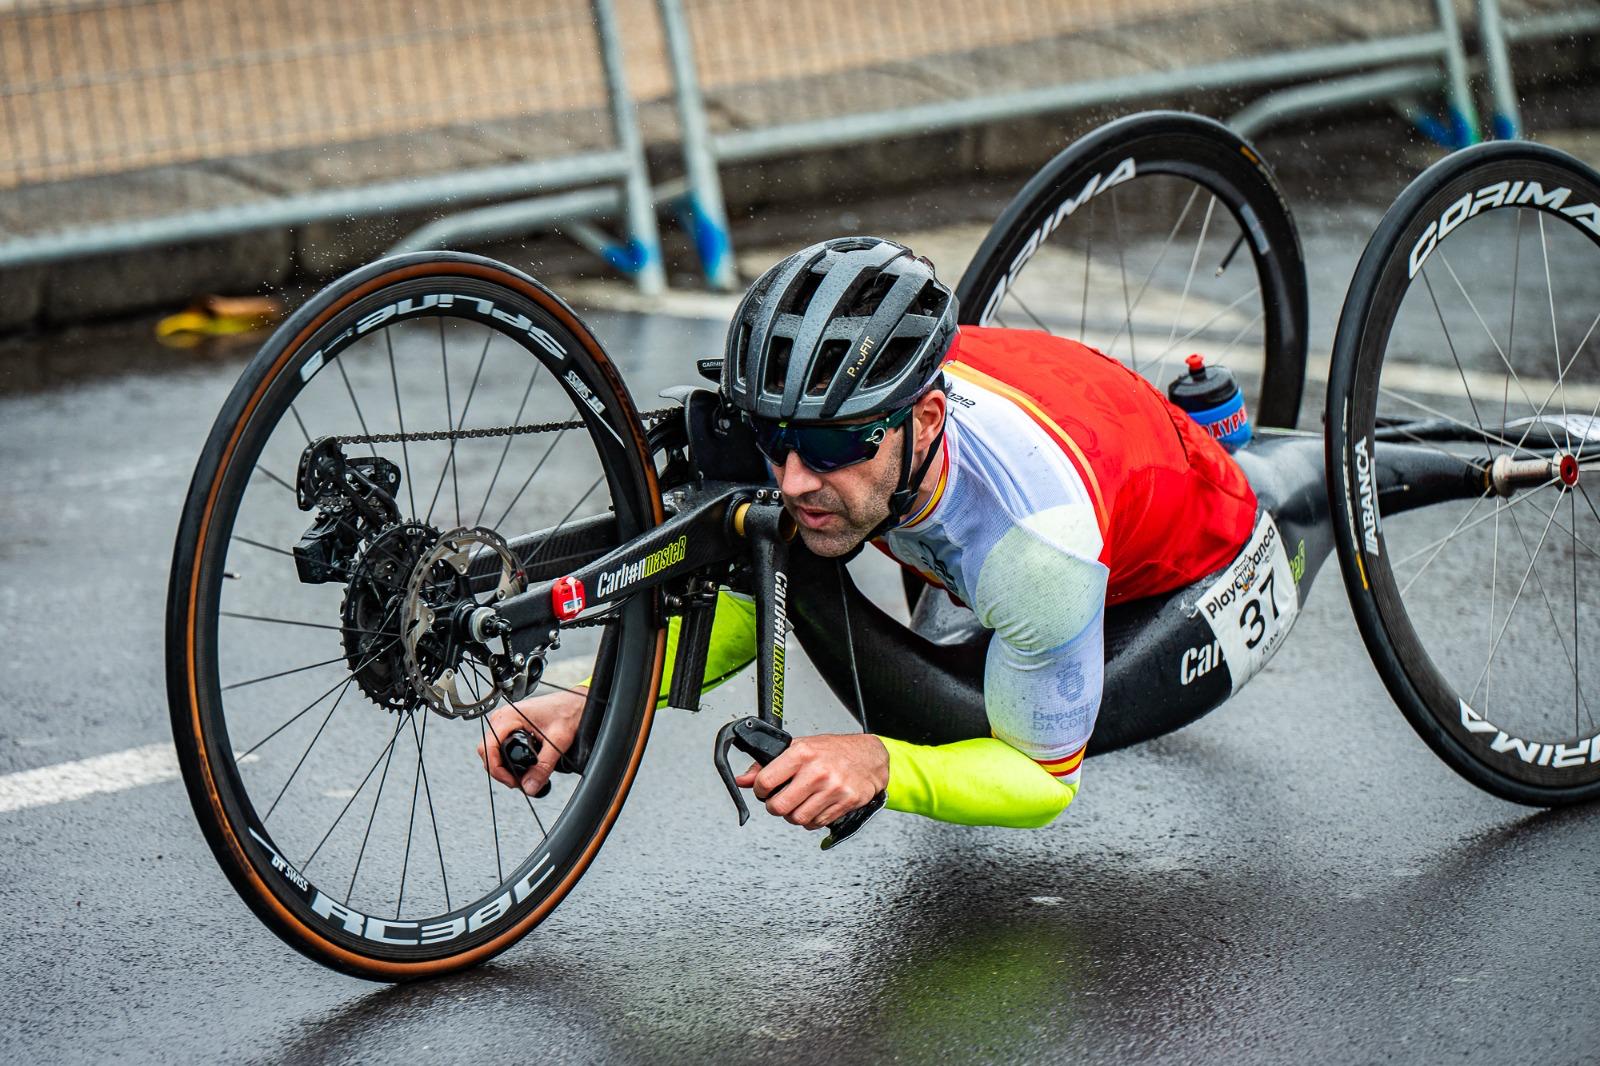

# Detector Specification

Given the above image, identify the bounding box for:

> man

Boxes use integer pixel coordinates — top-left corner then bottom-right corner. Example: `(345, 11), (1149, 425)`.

(480, 236), (1257, 831)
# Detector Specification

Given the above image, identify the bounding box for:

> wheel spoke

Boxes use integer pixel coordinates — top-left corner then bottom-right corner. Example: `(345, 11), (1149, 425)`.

(481, 697), (551, 840)
(220, 610), (395, 638)
(386, 329), (418, 519)
(1165, 195), (1217, 353)
(1377, 387), (1547, 459)
(263, 681), (351, 822)
(1466, 488), (1565, 708)
(1152, 286), (1261, 367)
(222, 653), (349, 692)
(346, 711), (405, 905)
(1398, 494), (1487, 596)
(493, 430), (569, 531)
(1501, 503), (1596, 729)
(1110, 186), (1137, 369)
(1438, 249), (1542, 418)
(474, 366), (542, 527)
(1390, 477), (1559, 568)
(1102, 183), (1201, 360)
(335, 356), (379, 458)
(1420, 266), (1493, 466)
(303, 712), (406, 872)
(1539, 212), (1572, 454)
(478, 716), (504, 885)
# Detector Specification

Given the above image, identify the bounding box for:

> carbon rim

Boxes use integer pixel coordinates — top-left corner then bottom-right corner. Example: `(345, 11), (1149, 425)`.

(1332, 145), (1600, 801)
(170, 256), (663, 975)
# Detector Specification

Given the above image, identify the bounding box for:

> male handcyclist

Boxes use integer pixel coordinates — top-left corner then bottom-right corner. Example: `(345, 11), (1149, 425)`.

(480, 236), (1257, 831)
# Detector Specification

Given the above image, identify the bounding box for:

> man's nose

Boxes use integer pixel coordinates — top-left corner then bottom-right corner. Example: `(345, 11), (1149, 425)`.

(775, 450), (822, 496)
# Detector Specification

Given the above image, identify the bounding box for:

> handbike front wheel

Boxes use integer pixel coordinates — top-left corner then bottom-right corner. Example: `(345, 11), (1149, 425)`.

(1328, 141), (1600, 805)
(165, 252), (666, 979)
(955, 110), (1309, 428)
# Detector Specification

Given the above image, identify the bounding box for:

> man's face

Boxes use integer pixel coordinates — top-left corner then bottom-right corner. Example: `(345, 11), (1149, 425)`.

(769, 423), (904, 557)
(765, 388), (946, 557)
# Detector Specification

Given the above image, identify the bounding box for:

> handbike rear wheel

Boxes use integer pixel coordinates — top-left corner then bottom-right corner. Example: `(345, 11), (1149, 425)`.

(1327, 141), (1600, 805)
(166, 252), (666, 979)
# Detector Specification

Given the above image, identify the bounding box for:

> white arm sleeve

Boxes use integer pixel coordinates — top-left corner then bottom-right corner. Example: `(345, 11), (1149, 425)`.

(971, 504), (1108, 770)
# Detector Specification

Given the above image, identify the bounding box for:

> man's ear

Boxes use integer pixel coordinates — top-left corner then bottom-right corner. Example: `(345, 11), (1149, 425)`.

(914, 387), (947, 451)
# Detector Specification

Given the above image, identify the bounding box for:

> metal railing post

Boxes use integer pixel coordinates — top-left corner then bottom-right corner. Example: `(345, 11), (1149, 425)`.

(1478, 0), (1522, 139)
(1434, 0), (1481, 145)
(592, 0), (666, 295)
(658, 0), (737, 291)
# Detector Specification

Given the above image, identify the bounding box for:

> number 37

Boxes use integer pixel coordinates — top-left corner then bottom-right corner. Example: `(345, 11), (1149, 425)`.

(1239, 571), (1279, 649)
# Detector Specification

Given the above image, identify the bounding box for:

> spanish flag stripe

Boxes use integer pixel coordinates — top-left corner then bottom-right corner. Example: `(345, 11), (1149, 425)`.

(901, 438), (950, 530)
(944, 361), (1110, 535)
(1035, 746), (1086, 776)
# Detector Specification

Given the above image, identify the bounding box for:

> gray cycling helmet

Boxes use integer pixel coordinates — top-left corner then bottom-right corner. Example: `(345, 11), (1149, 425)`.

(723, 236), (957, 422)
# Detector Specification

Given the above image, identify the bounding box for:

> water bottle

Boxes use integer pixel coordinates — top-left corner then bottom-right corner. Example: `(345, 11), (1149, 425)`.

(1168, 354), (1251, 452)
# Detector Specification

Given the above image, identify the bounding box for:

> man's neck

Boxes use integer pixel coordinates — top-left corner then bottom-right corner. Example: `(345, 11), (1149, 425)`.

(902, 417), (949, 523)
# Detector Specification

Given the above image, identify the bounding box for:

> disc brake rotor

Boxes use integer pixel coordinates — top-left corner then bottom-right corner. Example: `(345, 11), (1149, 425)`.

(399, 527), (527, 719)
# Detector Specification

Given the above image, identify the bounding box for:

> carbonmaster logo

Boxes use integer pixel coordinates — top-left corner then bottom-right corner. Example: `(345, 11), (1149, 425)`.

(771, 571), (788, 714)
(1410, 179), (1600, 278)
(979, 157), (1136, 326)
(595, 535), (688, 598)
(1354, 436), (1380, 556)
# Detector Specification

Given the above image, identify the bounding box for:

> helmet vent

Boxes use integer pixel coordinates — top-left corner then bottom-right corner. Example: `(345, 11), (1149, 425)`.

(844, 272), (896, 318)
(733, 323), (751, 384)
(807, 339), (850, 395)
(865, 335), (921, 389)
(781, 264), (828, 316)
(909, 280), (946, 317)
(763, 336), (793, 395)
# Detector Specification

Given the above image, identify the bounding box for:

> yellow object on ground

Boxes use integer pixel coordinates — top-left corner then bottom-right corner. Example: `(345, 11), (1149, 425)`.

(156, 295), (284, 348)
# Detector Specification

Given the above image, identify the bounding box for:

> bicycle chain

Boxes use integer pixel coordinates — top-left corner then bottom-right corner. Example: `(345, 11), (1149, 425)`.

(334, 406), (679, 447)
(329, 408), (676, 631)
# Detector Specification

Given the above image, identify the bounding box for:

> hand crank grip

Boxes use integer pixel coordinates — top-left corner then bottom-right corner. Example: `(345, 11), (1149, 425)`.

(501, 729), (552, 799)
(712, 717), (791, 826)
(711, 715), (886, 848)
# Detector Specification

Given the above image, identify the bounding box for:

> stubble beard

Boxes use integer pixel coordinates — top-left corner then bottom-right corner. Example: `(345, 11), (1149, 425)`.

(787, 464), (898, 558)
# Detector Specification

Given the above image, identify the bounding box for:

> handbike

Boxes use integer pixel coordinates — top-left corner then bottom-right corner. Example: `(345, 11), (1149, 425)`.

(166, 112), (1600, 981)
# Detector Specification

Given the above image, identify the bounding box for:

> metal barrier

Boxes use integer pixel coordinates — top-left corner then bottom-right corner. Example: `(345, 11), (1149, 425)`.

(0, 0), (665, 292)
(658, 0), (1481, 290)
(1477, 0), (1600, 140)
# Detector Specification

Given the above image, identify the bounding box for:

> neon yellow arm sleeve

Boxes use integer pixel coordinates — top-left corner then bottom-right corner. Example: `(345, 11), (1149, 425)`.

(653, 590), (759, 707)
(879, 735), (1079, 828)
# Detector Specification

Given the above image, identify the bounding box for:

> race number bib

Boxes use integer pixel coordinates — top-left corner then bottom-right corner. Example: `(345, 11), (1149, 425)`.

(1194, 512), (1300, 694)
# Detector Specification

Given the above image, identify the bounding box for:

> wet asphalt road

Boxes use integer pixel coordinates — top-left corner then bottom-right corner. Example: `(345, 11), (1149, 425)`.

(5, 108), (1600, 1065)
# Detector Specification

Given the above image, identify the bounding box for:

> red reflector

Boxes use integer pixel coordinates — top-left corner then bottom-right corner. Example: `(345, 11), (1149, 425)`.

(552, 576), (586, 622)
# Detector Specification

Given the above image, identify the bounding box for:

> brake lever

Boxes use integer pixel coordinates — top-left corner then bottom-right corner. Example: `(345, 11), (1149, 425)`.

(711, 715), (886, 848)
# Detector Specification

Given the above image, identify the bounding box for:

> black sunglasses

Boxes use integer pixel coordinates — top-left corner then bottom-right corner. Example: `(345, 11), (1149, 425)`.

(743, 406), (914, 472)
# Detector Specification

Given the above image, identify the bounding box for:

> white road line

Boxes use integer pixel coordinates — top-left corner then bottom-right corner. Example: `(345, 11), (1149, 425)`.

(0, 742), (181, 814)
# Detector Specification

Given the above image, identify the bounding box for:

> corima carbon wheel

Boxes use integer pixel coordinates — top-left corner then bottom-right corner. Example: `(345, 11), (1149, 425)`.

(1328, 141), (1600, 805)
(166, 252), (665, 978)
